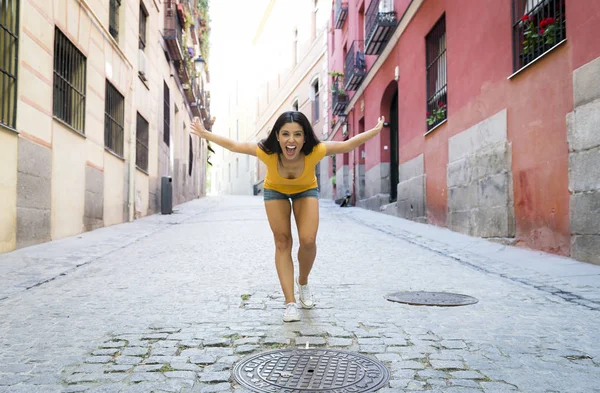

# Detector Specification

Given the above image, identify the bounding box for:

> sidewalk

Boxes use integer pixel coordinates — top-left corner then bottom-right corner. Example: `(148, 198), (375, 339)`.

(0, 195), (598, 393)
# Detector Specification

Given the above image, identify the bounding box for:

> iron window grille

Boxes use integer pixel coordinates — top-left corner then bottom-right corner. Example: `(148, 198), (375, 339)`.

(0, 0), (19, 130)
(104, 81), (124, 157)
(344, 40), (366, 91)
(136, 112), (149, 172)
(313, 80), (320, 123)
(109, 0), (121, 40)
(512, 0), (566, 70)
(163, 81), (170, 146)
(425, 15), (447, 131)
(365, 0), (397, 55)
(188, 135), (193, 176)
(53, 27), (87, 134)
(139, 2), (148, 50)
(334, 0), (348, 29)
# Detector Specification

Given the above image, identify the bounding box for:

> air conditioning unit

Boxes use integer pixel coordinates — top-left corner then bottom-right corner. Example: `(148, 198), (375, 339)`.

(138, 49), (148, 81)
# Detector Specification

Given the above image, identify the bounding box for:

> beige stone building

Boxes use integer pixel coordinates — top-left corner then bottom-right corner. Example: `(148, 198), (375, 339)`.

(214, 0), (333, 197)
(0, 0), (212, 254)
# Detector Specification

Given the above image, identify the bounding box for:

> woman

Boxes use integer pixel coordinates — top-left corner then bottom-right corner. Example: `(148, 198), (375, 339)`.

(191, 111), (385, 322)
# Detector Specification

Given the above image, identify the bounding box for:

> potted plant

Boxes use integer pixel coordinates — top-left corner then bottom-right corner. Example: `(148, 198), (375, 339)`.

(426, 101), (447, 127)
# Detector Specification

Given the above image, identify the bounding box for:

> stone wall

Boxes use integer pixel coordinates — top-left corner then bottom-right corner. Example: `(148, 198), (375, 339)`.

(447, 109), (515, 238)
(568, 56), (600, 264)
(16, 139), (52, 248)
(357, 163), (391, 211)
(397, 154), (427, 222)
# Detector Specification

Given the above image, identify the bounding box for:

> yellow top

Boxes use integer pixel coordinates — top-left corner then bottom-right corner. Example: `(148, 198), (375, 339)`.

(256, 142), (327, 194)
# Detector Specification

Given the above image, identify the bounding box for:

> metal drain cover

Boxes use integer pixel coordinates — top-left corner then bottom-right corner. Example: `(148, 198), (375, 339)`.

(385, 291), (478, 306)
(232, 348), (390, 392)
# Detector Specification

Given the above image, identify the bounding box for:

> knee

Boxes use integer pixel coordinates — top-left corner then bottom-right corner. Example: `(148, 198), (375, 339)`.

(299, 235), (316, 248)
(274, 233), (292, 251)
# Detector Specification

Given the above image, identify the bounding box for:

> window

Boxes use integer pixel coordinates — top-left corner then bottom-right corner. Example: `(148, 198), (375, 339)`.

(139, 2), (148, 50)
(425, 15), (447, 132)
(53, 27), (87, 134)
(0, 0), (19, 129)
(109, 0), (121, 40)
(104, 81), (124, 156)
(188, 135), (193, 176)
(163, 82), (170, 146)
(293, 28), (298, 66)
(136, 113), (149, 171)
(512, 0), (566, 70)
(312, 80), (320, 123)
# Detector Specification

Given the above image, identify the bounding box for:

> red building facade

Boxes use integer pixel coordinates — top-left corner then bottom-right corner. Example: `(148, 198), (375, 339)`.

(326, 0), (600, 264)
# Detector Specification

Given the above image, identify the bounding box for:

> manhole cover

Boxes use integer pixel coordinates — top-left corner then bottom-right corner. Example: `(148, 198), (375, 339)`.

(232, 348), (390, 392)
(385, 291), (478, 306)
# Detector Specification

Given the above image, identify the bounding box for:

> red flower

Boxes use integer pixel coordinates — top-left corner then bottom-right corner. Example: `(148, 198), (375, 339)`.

(521, 14), (530, 23)
(540, 28), (545, 34)
(426, 112), (430, 116)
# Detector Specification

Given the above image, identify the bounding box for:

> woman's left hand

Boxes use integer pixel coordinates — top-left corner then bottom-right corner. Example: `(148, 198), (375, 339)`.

(374, 116), (385, 132)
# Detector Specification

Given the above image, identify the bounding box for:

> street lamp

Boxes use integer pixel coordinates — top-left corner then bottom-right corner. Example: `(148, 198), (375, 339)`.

(194, 56), (205, 74)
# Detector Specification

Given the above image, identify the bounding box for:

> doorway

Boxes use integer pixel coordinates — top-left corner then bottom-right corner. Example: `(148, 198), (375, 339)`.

(389, 92), (399, 202)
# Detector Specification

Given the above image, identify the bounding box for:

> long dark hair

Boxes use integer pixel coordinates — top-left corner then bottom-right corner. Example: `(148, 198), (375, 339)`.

(258, 111), (320, 156)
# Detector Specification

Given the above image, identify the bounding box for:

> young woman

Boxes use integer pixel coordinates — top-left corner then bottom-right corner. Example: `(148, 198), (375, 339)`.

(191, 111), (384, 322)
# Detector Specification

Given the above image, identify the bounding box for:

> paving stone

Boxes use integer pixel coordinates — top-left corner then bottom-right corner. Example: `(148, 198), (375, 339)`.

(165, 370), (196, 379)
(199, 371), (231, 383)
(327, 337), (353, 347)
(234, 345), (259, 354)
(294, 337), (327, 346)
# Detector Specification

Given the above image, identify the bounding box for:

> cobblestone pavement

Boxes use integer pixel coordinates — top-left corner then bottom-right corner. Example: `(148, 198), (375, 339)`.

(0, 195), (599, 393)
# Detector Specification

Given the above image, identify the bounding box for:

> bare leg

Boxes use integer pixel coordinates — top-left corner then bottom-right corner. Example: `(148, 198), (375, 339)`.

(292, 197), (319, 285)
(264, 199), (295, 303)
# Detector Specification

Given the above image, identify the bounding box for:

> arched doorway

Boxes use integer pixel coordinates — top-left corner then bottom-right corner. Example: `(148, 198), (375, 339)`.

(389, 91), (399, 202)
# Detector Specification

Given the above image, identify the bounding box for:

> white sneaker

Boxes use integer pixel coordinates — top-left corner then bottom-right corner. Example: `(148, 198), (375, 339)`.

(283, 302), (300, 322)
(296, 277), (315, 309)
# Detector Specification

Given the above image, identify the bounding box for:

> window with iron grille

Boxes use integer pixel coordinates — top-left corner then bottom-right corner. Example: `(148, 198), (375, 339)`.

(0, 0), (19, 130)
(139, 2), (148, 50)
(512, 0), (566, 70)
(109, 0), (121, 41)
(312, 80), (320, 123)
(425, 15), (447, 132)
(188, 135), (193, 176)
(104, 81), (124, 156)
(53, 27), (87, 134)
(163, 81), (170, 146)
(136, 112), (149, 171)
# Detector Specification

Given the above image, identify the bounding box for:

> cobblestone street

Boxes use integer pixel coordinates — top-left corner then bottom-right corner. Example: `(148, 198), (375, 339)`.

(0, 195), (599, 393)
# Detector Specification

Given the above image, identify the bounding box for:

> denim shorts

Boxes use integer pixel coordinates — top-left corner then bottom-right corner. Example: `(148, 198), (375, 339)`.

(263, 187), (319, 201)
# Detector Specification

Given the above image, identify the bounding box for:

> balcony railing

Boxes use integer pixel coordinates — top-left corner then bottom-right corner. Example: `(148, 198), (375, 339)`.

(163, 0), (183, 62)
(344, 40), (366, 91)
(334, 0), (348, 29)
(332, 85), (348, 116)
(365, 0), (397, 55)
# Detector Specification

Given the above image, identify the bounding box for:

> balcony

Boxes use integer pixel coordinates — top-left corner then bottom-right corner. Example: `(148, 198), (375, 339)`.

(365, 0), (397, 55)
(344, 40), (366, 91)
(332, 85), (348, 116)
(163, 0), (184, 62)
(334, 0), (348, 29)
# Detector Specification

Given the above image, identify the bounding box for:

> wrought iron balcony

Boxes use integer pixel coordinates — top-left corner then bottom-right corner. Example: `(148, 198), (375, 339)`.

(163, 0), (184, 62)
(365, 0), (397, 55)
(334, 0), (348, 29)
(344, 40), (366, 91)
(332, 85), (348, 116)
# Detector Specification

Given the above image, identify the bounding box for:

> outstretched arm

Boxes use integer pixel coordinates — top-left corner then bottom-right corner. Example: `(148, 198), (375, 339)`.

(190, 117), (257, 156)
(323, 116), (385, 155)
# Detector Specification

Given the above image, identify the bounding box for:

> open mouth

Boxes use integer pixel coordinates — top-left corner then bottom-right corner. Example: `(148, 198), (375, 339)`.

(285, 146), (297, 156)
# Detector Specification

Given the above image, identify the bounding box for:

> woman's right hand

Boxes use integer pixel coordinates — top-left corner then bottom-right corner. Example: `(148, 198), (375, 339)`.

(191, 117), (207, 138)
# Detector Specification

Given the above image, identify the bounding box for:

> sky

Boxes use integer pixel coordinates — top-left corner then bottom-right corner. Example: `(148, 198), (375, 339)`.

(208, 0), (271, 125)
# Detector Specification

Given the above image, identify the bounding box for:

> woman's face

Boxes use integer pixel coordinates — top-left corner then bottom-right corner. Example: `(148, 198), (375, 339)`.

(277, 122), (305, 160)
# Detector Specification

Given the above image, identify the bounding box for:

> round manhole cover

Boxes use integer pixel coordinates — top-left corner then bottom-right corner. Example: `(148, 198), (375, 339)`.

(232, 348), (390, 392)
(385, 291), (478, 306)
